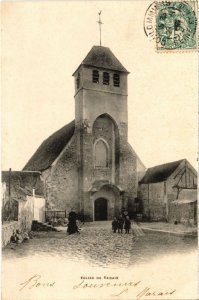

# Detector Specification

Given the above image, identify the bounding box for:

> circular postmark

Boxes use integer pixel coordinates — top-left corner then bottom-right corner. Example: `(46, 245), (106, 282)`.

(144, 1), (157, 41)
(144, 1), (197, 51)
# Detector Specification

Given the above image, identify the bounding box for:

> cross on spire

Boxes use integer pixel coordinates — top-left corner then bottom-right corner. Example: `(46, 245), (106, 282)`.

(97, 11), (103, 46)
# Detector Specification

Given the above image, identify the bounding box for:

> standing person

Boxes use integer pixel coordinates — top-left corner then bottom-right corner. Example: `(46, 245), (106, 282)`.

(67, 211), (79, 235)
(124, 216), (131, 234)
(121, 207), (125, 218)
(117, 214), (124, 234)
(112, 217), (118, 233)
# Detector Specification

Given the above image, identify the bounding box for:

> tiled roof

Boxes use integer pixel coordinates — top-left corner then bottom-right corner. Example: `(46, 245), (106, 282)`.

(73, 46), (128, 74)
(139, 159), (184, 184)
(23, 120), (75, 171)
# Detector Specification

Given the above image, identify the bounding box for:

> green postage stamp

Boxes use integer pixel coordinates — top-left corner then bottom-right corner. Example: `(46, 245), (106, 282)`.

(155, 1), (197, 51)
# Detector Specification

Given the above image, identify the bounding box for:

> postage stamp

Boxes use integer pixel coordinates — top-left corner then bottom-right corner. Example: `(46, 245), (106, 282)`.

(144, 1), (198, 51)
(155, 1), (197, 51)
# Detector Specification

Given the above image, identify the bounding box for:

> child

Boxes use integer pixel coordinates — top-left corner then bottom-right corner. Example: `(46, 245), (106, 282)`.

(16, 229), (23, 243)
(117, 214), (124, 233)
(112, 217), (118, 233)
(124, 216), (131, 234)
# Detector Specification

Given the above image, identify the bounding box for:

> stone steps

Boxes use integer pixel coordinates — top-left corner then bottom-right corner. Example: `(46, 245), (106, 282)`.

(31, 220), (58, 232)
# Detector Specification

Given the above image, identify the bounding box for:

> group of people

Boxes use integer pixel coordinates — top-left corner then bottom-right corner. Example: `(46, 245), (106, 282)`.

(10, 229), (33, 249)
(66, 210), (133, 235)
(112, 214), (131, 234)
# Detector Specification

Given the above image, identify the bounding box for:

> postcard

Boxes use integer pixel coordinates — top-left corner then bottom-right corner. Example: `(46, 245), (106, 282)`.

(1, 1), (198, 300)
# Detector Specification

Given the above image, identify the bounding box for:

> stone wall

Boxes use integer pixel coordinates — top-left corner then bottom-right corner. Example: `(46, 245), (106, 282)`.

(139, 181), (198, 223)
(2, 196), (35, 247)
(169, 201), (197, 225)
(136, 157), (146, 186)
(2, 221), (20, 247)
(43, 135), (79, 213)
(139, 182), (166, 221)
(120, 143), (137, 199)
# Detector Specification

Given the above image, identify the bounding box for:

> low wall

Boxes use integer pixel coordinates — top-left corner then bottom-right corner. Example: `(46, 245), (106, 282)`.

(2, 196), (45, 247)
(18, 196), (34, 232)
(2, 221), (20, 247)
(169, 201), (197, 225)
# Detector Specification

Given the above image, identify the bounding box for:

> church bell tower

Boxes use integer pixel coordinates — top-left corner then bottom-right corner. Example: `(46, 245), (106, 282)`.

(72, 45), (130, 220)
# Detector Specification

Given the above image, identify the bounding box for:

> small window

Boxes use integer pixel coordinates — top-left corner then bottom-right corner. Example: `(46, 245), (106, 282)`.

(113, 73), (120, 87)
(76, 73), (80, 89)
(92, 70), (99, 83)
(103, 72), (109, 85)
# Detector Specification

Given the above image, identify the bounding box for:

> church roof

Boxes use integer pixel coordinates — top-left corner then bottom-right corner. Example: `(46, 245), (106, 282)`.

(23, 120), (75, 172)
(73, 46), (129, 75)
(139, 159), (184, 184)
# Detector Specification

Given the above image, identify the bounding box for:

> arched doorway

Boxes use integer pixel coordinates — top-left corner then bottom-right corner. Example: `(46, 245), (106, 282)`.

(94, 198), (107, 221)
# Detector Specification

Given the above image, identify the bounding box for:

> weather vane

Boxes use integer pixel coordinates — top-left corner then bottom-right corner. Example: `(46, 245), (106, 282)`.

(97, 11), (103, 46)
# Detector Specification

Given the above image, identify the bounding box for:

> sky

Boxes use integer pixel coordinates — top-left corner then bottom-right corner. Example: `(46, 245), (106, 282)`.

(1, 1), (198, 171)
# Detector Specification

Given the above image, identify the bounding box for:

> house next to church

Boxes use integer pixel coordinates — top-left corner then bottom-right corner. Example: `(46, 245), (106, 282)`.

(138, 159), (197, 224)
(24, 46), (146, 221)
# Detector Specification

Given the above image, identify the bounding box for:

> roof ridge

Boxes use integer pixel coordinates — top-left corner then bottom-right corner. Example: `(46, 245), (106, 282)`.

(23, 120), (75, 171)
(41, 119), (75, 143)
(147, 159), (184, 170)
(139, 159), (186, 184)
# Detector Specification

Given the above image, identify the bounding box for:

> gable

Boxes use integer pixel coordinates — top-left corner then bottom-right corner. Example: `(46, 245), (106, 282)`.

(171, 160), (197, 189)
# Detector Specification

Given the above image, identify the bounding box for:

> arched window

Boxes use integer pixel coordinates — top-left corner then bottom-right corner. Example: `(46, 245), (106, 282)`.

(94, 139), (108, 168)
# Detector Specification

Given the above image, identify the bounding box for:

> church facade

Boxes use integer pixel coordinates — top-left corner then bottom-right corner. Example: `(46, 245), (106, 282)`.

(24, 46), (145, 221)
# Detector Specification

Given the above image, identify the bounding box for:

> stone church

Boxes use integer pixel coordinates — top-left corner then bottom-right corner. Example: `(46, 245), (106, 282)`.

(24, 45), (146, 221)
